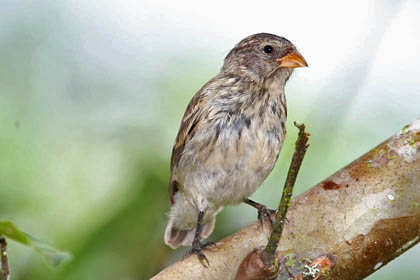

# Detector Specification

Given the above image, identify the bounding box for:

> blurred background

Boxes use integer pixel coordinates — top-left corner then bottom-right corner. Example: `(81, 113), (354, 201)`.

(0, 0), (419, 279)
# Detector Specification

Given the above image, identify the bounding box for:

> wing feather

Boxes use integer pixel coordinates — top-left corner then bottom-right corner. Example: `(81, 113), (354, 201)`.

(169, 91), (206, 204)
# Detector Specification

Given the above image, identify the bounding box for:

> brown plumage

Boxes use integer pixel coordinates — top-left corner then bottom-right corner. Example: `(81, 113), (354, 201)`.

(165, 33), (307, 262)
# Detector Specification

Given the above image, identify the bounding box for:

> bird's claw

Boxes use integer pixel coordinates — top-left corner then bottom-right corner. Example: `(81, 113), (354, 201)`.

(203, 241), (218, 249)
(257, 205), (277, 228)
(183, 241), (217, 267)
(184, 247), (210, 266)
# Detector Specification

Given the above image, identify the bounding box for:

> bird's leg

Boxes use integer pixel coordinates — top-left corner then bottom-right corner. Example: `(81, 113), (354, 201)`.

(244, 198), (277, 227)
(183, 211), (216, 266)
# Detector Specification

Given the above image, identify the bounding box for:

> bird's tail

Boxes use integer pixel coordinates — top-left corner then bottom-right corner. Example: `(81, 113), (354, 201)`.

(164, 216), (216, 249)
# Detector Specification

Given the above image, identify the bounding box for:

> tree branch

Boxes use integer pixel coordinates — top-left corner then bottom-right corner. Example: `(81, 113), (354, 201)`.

(151, 118), (420, 280)
(262, 122), (310, 268)
(234, 122), (310, 280)
(0, 237), (9, 280)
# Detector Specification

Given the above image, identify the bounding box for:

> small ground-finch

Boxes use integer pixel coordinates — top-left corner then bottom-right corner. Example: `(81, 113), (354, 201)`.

(164, 33), (307, 262)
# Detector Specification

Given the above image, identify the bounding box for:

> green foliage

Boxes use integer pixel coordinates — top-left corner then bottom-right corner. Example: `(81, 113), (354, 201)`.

(0, 221), (30, 245)
(26, 235), (72, 267)
(0, 221), (71, 267)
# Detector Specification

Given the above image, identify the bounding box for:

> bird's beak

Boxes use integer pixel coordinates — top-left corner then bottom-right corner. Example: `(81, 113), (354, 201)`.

(276, 50), (308, 68)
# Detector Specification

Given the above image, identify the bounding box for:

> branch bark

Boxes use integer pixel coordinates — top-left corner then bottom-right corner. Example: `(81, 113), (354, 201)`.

(151, 118), (420, 280)
(0, 237), (9, 280)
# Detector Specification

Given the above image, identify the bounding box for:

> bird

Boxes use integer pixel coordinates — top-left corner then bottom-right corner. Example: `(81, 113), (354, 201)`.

(164, 33), (307, 263)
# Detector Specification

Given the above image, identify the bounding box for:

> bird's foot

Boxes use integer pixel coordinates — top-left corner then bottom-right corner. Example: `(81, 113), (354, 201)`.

(183, 241), (218, 266)
(244, 199), (278, 229)
(256, 204), (277, 228)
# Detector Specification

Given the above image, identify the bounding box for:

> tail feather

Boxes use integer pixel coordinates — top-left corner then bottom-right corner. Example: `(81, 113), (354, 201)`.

(164, 216), (216, 249)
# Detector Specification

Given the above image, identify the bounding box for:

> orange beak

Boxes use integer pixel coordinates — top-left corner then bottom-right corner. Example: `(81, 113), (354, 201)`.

(276, 50), (308, 68)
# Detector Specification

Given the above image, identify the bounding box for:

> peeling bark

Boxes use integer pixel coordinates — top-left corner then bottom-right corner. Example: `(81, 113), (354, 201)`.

(151, 119), (420, 280)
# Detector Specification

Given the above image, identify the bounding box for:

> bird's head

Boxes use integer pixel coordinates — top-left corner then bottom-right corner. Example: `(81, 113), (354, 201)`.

(222, 33), (308, 84)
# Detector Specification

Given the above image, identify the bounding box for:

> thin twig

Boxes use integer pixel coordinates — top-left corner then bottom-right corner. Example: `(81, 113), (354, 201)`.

(262, 122), (310, 269)
(0, 237), (9, 280)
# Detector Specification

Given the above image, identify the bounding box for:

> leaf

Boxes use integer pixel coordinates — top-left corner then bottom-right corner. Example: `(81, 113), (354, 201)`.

(0, 221), (30, 245)
(0, 221), (72, 267)
(26, 234), (72, 267)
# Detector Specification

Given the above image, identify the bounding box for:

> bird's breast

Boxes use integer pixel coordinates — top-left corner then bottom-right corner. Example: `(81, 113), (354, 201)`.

(177, 93), (287, 208)
(203, 98), (286, 204)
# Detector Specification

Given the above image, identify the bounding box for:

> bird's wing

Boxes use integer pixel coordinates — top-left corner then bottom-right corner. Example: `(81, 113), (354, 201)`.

(169, 90), (206, 205)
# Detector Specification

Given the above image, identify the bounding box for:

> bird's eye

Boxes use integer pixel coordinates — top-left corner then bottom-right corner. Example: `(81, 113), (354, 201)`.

(263, 45), (273, 54)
